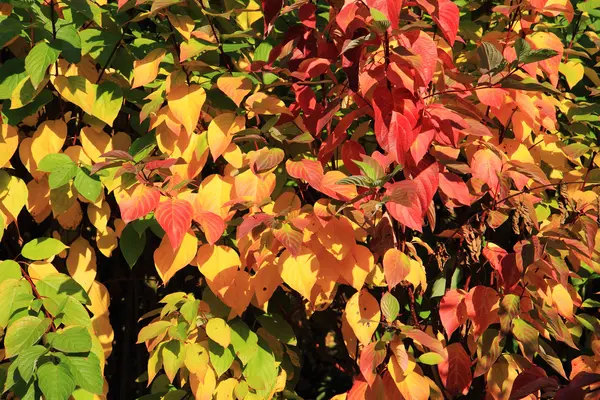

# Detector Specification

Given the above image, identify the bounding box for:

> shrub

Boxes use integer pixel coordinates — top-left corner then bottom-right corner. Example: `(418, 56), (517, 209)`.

(0, 0), (599, 398)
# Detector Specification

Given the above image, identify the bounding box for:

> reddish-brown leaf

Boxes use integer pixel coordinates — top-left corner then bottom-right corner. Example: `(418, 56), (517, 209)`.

(438, 343), (472, 397)
(194, 211), (225, 245)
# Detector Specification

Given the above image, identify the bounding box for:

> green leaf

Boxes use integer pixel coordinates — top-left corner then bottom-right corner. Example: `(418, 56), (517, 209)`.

(417, 352), (445, 365)
(4, 316), (51, 358)
(93, 81), (124, 127)
(243, 337), (278, 391)
(208, 340), (235, 377)
(0, 280), (32, 329)
(512, 318), (538, 358)
(222, 43), (251, 53)
(25, 41), (61, 89)
(478, 42), (505, 72)
(1, 89), (53, 126)
(16, 345), (48, 382)
(500, 77), (561, 95)
(229, 319), (259, 366)
(38, 154), (76, 173)
(256, 313), (297, 346)
(120, 225), (147, 268)
(48, 163), (78, 189)
(21, 238), (68, 261)
(74, 168), (102, 202)
(0, 260), (22, 283)
(0, 59), (27, 100)
(37, 362), (76, 400)
(35, 273), (90, 305)
(0, 17), (22, 49)
(582, 298), (600, 308)
(162, 340), (184, 381)
(537, 339), (567, 379)
(336, 175), (373, 187)
(380, 292), (400, 322)
(61, 352), (103, 394)
(47, 326), (92, 353)
(52, 22), (81, 64)
(521, 49), (558, 65)
(514, 38), (531, 61)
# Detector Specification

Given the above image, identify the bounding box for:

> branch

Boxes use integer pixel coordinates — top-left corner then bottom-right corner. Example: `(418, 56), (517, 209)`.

(19, 264), (57, 332)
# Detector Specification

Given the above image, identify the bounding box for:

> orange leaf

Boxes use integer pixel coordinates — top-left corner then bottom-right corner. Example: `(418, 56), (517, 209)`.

(471, 148), (502, 195)
(194, 211), (225, 245)
(116, 184), (161, 223)
(154, 230), (198, 283)
(383, 248), (411, 290)
(217, 75), (253, 107)
(132, 48), (167, 89)
(207, 113), (245, 160)
(439, 289), (467, 338)
(155, 198), (193, 249)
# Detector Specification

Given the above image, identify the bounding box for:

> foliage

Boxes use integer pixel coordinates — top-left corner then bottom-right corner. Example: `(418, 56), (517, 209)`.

(0, 0), (599, 398)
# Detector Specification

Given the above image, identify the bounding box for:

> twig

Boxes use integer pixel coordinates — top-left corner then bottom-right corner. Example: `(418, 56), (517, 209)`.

(97, 30), (126, 83)
(19, 265), (57, 332)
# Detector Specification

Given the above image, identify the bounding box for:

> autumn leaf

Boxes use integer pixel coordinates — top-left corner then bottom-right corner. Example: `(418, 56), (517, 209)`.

(438, 343), (473, 396)
(345, 289), (381, 345)
(155, 198), (194, 249)
(383, 248), (411, 290)
(116, 184), (161, 223)
(168, 84), (206, 136)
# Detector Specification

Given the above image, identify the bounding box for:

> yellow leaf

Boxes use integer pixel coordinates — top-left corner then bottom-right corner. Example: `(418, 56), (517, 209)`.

(18, 137), (42, 180)
(30, 120), (67, 166)
(559, 61), (584, 89)
(217, 75), (253, 107)
(552, 283), (574, 320)
(405, 258), (428, 292)
(345, 289), (380, 345)
(26, 177), (51, 223)
(236, 0), (262, 30)
(245, 92), (291, 115)
(92, 314), (114, 359)
(194, 174), (234, 220)
(81, 127), (112, 163)
(28, 261), (59, 280)
(0, 123), (18, 168)
(222, 143), (244, 168)
(87, 281), (110, 317)
(388, 357), (430, 400)
(206, 318), (231, 348)
(66, 237), (97, 292)
(215, 378), (238, 400)
(207, 113), (246, 160)
(338, 244), (374, 291)
(197, 244), (240, 297)
(279, 247), (320, 300)
(0, 175), (28, 223)
(190, 365), (216, 400)
(87, 200), (111, 233)
(168, 84), (206, 136)
(96, 227), (118, 258)
(167, 13), (195, 40)
(132, 48), (167, 89)
(184, 342), (209, 379)
(154, 230), (198, 284)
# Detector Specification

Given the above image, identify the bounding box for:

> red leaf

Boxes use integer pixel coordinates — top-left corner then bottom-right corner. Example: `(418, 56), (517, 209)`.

(439, 289), (467, 338)
(465, 286), (499, 337)
(416, 0), (460, 45)
(385, 180), (424, 231)
(286, 159), (324, 191)
(155, 198), (193, 249)
(100, 150), (133, 160)
(438, 343), (473, 397)
(236, 213), (275, 240)
(263, 0), (283, 35)
(117, 184), (161, 223)
(347, 377), (369, 400)
(399, 30), (437, 87)
(298, 3), (316, 29)
(341, 141), (366, 176)
(365, 0), (402, 28)
(194, 211), (225, 245)
(390, 111), (417, 166)
(439, 171), (471, 206)
(145, 158), (179, 170)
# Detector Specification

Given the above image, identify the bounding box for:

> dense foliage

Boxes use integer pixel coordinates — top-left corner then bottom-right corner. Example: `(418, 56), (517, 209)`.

(0, 0), (600, 398)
